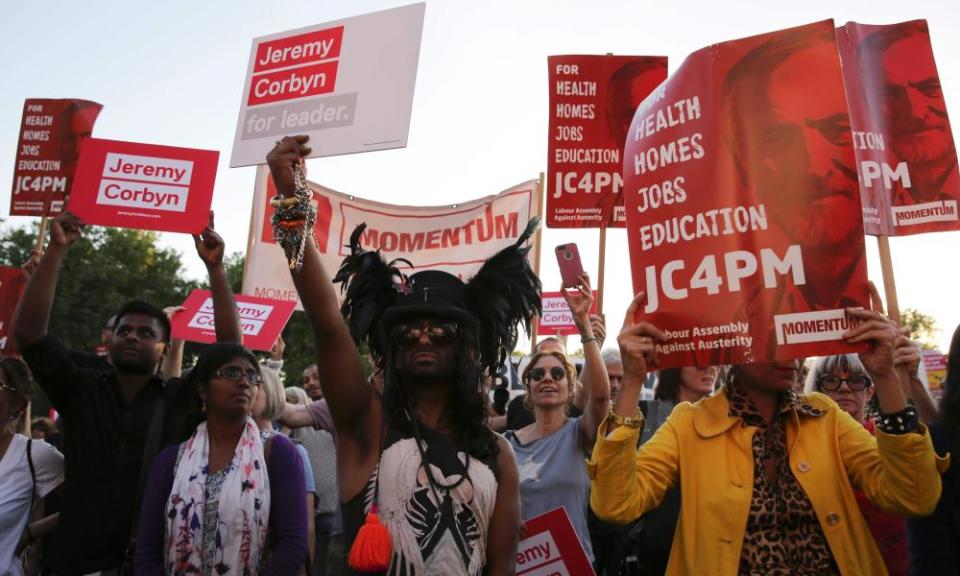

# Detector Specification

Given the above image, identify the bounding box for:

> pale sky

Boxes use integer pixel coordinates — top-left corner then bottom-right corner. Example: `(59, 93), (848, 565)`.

(2, 0), (959, 351)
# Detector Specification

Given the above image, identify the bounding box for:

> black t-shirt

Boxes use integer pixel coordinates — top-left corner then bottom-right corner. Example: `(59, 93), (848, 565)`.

(21, 335), (171, 574)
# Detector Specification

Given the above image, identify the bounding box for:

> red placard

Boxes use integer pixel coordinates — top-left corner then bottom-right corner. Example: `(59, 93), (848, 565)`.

(623, 20), (869, 367)
(170, 290), (297, 351)
(9, 98), (102, 217)
(517, 507), (595, 576)
(67, 138), (218, 234)
(547, 55), (667, 228)
(0, 267), (28, 353)
(838, 20), (959, 236)
(535, 291), (599, 336)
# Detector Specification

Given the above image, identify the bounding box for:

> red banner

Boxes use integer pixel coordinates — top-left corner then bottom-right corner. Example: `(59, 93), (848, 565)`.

(517, 507), (595, 576)
(838, 20), (959, 236)
(0, 267), (28, 353)
(9, 98), (102, 217)
(623, 20), (869, 367)
(535, 291), (599, 336)
(67, 138), (219, 234)
(170, 290), (297, 351)
(547, 55), (667, 228)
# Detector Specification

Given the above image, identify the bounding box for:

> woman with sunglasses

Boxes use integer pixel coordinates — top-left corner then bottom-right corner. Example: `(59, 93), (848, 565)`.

(506, 273), (608, 563)
(0, 358), (63, 576)
(135, 343), (307, 575)
(589, 292), (946, 575)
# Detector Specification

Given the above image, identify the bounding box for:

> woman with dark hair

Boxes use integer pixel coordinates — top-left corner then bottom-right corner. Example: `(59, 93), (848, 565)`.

(506, 274), (607, 563)
(135, 343), (307, 575)
(0, 358), (63, 576)
(590, 293), (946, 575)
(265, 136), (537, 575)
(907, 323), (960, 574)
(654, 366), (719, 405)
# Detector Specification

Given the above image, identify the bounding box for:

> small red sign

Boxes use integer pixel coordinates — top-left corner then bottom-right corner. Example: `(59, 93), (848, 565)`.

(535, 291), (599, 336)
(170, 290), (297, 351)
(0, 266), (28, 353)
(517, 507), (595, 576)
(67, 138), (218, 234)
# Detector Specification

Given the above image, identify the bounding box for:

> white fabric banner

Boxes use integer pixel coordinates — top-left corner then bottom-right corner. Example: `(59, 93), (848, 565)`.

(242, 166), (540, 309)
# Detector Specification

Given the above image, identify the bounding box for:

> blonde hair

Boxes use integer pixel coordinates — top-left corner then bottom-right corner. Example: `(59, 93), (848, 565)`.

(256, 367), (287, 422)
(521, 351), (581, 412)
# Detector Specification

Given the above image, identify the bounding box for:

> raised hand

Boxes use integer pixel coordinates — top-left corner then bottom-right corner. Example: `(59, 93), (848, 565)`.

(843, 283), (898, 379)
(617, 292), (668, 378)
(892, 327), (921, 380)
(193, 211), (225, 268)
(49, 211), (85, 248)
(589, 313), (606, 347)
(561, 272), (594, 330)
(270, 335), (286, 361)
(266, 135), (312, 197)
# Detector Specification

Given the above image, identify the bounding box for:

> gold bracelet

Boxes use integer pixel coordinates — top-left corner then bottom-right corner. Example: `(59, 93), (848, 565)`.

(608, 406), (644, 428)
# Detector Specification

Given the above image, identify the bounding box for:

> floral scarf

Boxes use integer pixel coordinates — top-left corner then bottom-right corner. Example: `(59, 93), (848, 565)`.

(165, 419), (271, 575)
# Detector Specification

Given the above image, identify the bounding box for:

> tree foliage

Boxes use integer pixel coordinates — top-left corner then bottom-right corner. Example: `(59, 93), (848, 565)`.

(901, 308), (940, 350)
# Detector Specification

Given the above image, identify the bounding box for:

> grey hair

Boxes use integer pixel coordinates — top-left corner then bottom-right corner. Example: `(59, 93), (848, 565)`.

(601, 348), (622, 367)
(284, 386), (311, 406)
(804, 354), (868, 393)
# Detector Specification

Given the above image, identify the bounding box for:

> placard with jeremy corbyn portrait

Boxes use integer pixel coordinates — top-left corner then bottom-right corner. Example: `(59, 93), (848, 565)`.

(622, 20), (870, 368)
(838, 20), (960, 236)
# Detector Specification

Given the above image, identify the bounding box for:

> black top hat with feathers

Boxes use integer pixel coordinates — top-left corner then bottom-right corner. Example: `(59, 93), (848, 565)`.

(334, 217), (542, 377)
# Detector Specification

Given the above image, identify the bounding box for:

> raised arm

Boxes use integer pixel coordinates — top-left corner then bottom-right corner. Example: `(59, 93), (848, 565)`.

(13, 212), (84, 348)
(588, 291), (677, 523)
(266, 136), (372, 441)
(566, 273), (609, 448)
(193, 211), (243, 344)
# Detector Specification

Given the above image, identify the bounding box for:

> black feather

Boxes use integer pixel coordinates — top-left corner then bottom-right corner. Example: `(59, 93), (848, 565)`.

(333, 223), (411, 362)
(464, 217), (542, 376)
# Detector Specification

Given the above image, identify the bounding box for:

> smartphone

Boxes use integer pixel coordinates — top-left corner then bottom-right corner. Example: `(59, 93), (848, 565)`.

(555, 243), (584, 288)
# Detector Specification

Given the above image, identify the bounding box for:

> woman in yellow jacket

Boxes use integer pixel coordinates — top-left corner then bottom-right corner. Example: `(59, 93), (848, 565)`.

(589, 294), (949, 576)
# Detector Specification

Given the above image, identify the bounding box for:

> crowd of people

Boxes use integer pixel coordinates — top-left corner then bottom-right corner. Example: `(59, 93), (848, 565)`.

(0, 135), (956, 576)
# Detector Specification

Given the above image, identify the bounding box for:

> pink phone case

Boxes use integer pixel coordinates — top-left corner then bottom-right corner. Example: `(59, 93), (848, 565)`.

(555, 243), (584, 287)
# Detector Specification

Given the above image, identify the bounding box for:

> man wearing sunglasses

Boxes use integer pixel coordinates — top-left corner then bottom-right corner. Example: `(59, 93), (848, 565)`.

(12, 210), (242, 576)
(266, 135), (543, 575)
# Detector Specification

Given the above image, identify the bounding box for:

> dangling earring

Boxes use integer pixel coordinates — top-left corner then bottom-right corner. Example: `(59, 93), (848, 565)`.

(201, 399), (207, 413)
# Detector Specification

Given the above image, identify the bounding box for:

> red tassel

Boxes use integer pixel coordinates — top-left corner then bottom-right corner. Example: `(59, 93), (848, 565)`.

(347, 504), (392, 572)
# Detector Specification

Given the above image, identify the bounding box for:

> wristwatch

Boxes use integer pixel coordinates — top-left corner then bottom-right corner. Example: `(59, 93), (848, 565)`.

(607, 407), (644, 429)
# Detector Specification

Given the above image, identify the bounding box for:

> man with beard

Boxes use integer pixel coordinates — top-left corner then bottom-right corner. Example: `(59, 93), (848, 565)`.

(13, 210), (241, 575)
(863, 20), (958, 206)
(722, 26), (868, 360)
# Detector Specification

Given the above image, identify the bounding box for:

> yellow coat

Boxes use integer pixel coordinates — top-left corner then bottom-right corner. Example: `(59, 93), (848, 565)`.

(588, 391), (949, 575)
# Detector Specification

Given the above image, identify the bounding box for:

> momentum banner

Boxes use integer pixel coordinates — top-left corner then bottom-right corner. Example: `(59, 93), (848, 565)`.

(242, 166), (539, 308)
(230, 3), (425, 167)
(9, 98), (102, 217)
(838, 20), (959, 236)
(68, 138), (219, 234)
(547, 55), (666, 228)
(623, 20), (869, 367)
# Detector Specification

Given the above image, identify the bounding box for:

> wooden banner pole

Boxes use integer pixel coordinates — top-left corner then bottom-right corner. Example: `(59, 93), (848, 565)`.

(597, 225), (607, 315)
(876, 235), (901, 324)
(34, 215), (49, 253)
(530, 172), (546, 355)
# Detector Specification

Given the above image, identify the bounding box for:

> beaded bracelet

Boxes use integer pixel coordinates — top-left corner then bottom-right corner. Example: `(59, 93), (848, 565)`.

(877, 405), (919, 435)
(271, 162), (316, 272)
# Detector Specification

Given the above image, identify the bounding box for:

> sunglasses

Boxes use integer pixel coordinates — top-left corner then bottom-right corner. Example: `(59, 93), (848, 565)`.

(396, 322), (460, 347)
(818, 374), (872, 391)
(528, 366), (567, 382)
(214, 366), (263, 385)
